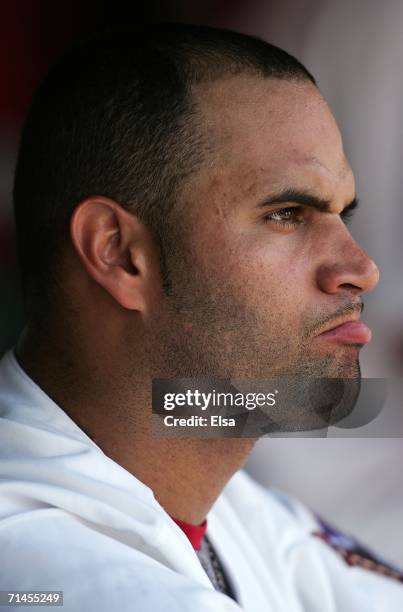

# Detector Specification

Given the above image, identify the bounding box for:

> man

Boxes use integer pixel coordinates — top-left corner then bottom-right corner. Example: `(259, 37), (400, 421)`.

(0, 23), (401, 611)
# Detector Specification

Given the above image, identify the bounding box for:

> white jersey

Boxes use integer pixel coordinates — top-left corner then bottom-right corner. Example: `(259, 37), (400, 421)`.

(0, 349), (402, 611)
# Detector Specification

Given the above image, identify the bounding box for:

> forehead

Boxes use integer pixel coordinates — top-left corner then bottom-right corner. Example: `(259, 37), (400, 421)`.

(191, 76), (354, 203)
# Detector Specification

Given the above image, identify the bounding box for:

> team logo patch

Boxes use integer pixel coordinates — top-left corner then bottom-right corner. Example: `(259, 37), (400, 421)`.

(313, 517), (403, 584)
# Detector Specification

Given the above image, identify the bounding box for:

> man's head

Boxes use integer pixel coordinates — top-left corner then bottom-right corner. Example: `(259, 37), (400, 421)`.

(14, 23), (379, 384)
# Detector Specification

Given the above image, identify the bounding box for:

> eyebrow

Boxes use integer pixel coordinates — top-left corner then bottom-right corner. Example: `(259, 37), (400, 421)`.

(258, 188), (359, 215)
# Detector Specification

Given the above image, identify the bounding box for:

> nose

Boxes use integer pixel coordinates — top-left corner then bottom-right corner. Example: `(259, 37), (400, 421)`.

(316, 234), (380, 297)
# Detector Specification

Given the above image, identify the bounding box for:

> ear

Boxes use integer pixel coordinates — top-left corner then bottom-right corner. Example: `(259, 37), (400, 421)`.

(70, 197), (159, 313)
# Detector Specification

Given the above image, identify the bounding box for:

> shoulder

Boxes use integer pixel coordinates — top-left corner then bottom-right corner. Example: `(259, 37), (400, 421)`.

(0, 510), (240, 612)
(219, 469), (319, 534)
(217, 471), (403, 606)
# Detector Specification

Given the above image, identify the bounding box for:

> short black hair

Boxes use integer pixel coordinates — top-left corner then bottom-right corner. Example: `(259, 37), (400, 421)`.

(13, 22), (316, 321)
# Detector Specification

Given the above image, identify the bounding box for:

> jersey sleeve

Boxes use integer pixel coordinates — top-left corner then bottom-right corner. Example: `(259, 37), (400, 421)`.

(221, 470), (403, 611)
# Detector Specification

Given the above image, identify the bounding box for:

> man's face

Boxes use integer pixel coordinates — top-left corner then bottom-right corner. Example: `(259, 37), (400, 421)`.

(153, 76), (379, 380)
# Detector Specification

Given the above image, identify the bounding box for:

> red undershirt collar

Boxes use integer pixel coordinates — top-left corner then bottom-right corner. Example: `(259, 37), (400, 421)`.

(171, 516), (208, 550)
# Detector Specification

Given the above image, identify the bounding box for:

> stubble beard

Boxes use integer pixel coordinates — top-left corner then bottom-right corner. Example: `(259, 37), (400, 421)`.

(150, 244), (362, 431)
(158, 257), (362, 381)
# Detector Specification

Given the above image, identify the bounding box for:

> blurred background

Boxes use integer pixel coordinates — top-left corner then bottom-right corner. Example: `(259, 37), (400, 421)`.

(1, 0), (402, 564)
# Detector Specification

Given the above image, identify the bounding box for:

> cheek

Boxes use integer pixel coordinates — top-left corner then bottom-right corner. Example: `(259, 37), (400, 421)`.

(184, 221), (241, 280)
(184, 215), (314, 321)
(238, 236), (311, 297)
(216, 242), (309, 324)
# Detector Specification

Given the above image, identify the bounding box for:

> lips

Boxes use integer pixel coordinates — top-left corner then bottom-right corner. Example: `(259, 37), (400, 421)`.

(318, 321), (372, 344)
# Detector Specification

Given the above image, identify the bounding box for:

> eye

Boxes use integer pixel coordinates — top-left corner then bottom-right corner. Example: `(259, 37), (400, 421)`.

(340, 207), (356, 225)
(340, 198), (359, 225)
(263, 206), (305, 227)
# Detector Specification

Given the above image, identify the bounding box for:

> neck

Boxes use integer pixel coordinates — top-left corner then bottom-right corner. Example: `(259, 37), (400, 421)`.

(15, 325), (256, 524)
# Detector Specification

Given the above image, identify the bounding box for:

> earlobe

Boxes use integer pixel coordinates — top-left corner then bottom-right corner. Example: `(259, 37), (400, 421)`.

(70, 197), (152, 312)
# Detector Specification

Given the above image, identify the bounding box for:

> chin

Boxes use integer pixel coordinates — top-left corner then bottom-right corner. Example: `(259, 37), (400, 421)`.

(331, 353), (362, 379)
(291, 353), (362, 379)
